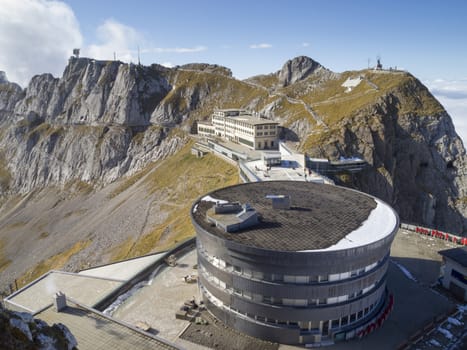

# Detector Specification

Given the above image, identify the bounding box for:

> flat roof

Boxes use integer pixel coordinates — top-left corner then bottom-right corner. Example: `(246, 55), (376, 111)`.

(6, 253), (169, 313)
(226, 115), (279, 126)
(197, 120), (213, 126)
(36, 301), (177, 350)
(439, 247), (467, 267)
(193, 181), (398, 251)
(78, 252), (166, 281)
(6, 271), (124, 313)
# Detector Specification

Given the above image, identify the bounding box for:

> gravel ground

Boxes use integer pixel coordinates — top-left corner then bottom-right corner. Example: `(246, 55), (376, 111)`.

(0, 174), (170, 294)
(112, 249), (202, 343)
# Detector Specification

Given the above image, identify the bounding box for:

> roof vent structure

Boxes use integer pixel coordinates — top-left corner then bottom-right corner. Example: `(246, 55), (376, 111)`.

(266, 194), (291, 210)
(54, 291), (67, 312)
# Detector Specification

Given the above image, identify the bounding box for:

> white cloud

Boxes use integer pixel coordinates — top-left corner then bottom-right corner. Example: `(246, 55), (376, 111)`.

(85, 19), (143, 62)
(144, 45), (207, 54)
(302, 42), (310, 47)
(0, 1), (208, 86)
(425, 79), (467, 144)
(249, 43), (272, 49)
(0, 0), (82, 86)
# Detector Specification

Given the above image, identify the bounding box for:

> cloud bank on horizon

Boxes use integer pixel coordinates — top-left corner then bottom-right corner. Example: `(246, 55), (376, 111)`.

(0, 0), (466, 144)
(424, 79), (467, 144)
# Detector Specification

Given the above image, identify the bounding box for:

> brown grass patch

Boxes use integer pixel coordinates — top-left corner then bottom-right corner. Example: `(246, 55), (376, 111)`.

(0, 239), (11, 273)
(108, 142), (238, 259)
(17, 240), (92, 288)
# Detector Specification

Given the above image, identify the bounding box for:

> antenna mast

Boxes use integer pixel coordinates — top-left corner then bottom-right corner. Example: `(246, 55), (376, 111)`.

(138, 45), (141, 66)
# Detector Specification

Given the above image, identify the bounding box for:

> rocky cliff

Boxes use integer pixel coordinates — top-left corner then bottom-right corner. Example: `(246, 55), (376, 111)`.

(0, 306), (77, 350)
(0, 55), (466, 289)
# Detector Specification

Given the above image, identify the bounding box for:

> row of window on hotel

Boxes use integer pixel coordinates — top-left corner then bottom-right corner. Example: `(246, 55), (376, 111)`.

(200, 264), (377, 307)
(199, 248), (380, 284)
(200, 284), (379, 333)
(213, 118), (276, 131)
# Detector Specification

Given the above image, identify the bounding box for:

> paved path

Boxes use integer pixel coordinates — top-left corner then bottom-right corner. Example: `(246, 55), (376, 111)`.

(112, 249), (201, 344)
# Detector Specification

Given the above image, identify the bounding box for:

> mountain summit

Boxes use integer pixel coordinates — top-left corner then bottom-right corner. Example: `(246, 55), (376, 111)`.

(0, 55), (466, 290)
(277, 55), (328, 86)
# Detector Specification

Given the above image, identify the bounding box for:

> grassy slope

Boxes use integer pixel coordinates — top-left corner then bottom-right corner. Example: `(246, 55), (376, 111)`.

(17, 240), (91, 288)
(0, 239), (11, 273)
(275, 70), (445, 151)
(4, 65), (448, 287)
(109, 140), (239, 260)
(161, 69), (271, 121)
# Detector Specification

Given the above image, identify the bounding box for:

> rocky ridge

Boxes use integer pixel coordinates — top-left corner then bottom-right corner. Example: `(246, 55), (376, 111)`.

(0, 56), (465, 230)
(0, 55), (466, 290)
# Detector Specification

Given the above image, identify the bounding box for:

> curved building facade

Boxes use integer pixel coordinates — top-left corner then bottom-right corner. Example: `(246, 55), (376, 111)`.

(191, 181), (399, 345)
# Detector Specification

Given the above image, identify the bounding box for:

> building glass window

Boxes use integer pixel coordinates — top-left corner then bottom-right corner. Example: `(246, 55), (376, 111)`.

(451, 269), (467, 284)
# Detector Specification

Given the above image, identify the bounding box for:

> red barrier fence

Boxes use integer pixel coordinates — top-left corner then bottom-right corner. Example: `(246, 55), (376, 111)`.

(356, 294), (394, 339)
(402, 223), (467, 246)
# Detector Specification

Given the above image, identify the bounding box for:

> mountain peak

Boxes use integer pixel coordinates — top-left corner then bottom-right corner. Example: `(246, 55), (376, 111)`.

(277, 56), (326, 87)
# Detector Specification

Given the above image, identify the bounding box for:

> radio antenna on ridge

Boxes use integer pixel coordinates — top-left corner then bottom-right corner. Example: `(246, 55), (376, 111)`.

(138, 45), (141, 66)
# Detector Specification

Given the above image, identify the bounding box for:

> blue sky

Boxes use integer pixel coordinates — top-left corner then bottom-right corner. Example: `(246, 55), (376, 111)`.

(62, 0), (467, 80)
(1, 0), (467, 141)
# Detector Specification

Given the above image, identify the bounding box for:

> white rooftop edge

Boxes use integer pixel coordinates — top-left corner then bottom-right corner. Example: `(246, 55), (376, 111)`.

(305, 198), (398, 252)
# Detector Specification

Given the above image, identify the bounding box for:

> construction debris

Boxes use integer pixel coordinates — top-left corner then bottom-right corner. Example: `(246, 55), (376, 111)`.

(165, 255), (177, 267)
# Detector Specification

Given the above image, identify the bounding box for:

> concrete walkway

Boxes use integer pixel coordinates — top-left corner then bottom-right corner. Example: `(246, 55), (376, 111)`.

(78, 252), (166, 281)
(112, 249), (201, 344)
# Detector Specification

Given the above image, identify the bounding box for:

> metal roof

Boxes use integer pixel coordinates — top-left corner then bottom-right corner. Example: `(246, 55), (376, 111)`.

(36, 301), (178, 350)
(439, 247), (467, 267)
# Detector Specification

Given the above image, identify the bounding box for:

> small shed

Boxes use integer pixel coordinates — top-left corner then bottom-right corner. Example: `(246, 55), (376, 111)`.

(262, 151), (281, 167)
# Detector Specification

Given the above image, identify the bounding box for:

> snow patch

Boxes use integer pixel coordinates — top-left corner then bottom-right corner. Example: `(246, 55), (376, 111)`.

(448, 317), (463, 326)
(308, 198), (398, 252)
(429, 338), (442, 347)
(438, 326), (454, 339)
(103, 264), (163, 315)
(201, 195), (228, 204)
(392, 260), (417, 282)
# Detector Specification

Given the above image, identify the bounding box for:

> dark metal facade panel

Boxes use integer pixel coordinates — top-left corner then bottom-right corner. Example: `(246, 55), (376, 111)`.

(216, 260), (388, 300)
(196, 220), (396, 275)
(198, 274), (232, 305)
(200, 271), (386, 323)
(192, 182), (399, 345)
(204, 298), (300, 344)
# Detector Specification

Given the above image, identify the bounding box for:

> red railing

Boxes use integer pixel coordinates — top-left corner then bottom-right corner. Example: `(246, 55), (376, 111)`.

(413, 226), (467, 245)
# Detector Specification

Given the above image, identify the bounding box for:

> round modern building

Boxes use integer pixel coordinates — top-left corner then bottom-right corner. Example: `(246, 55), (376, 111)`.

(191, 181), (399, 346)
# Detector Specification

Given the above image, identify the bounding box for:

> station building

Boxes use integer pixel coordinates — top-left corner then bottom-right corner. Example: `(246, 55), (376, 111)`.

(439, 247), (467, 301)
(197, 109), (279, 150)
(191, 181), (399, 345)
